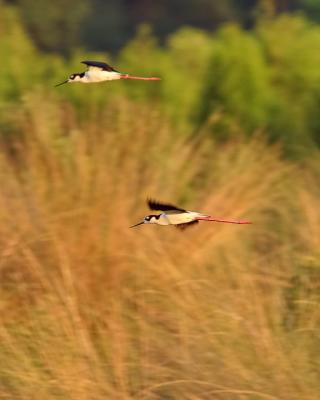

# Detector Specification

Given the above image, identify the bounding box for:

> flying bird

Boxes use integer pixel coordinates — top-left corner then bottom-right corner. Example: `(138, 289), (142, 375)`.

(130, 199), (252, 229)
(55, 60), (161, 86)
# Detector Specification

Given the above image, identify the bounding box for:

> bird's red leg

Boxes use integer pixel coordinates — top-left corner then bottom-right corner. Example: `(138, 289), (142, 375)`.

(120, 74), (161, 81)
(196, 216), (252, 224)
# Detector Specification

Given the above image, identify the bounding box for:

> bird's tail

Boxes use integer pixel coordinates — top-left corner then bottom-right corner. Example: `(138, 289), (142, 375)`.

(120, 74), (161, 81)
(196, 216), (252, 224)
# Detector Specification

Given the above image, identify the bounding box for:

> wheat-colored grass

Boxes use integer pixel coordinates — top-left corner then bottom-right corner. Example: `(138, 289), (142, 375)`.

(0, 95), (319, 399)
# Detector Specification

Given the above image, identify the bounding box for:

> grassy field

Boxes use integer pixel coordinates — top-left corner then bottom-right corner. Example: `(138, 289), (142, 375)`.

(0, 95), (320, 399)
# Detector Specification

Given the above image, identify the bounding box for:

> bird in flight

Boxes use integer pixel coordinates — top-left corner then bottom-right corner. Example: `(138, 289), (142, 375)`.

(55, 60), (161, 86)
(130, 199), (252, 229)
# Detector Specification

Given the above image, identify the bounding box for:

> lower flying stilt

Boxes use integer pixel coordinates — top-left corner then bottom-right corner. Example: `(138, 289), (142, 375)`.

(55, 60), (161, 86)
(130, 199), (252, 229)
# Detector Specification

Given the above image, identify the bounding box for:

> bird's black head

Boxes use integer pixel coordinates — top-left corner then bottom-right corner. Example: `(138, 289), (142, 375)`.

(129, 214), (161, 228)
(68, 72), (85, 81)
(55, 72), (85, 87)
(144, 214), (161, 224)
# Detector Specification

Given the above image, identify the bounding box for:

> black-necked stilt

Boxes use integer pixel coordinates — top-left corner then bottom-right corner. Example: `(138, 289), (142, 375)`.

(130, 199), (252, 229)
(55, 60), (161, 87)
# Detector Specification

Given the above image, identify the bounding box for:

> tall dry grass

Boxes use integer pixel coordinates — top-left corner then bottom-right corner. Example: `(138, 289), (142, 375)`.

(0, 94), (319, 399)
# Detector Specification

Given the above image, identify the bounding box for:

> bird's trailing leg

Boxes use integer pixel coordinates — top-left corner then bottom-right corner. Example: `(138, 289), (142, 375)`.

(120, 74), (161, 81)
(196, 216), (252, 224)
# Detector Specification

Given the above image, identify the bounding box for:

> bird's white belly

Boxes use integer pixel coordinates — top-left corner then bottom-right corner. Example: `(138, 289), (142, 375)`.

(86, 70), (121, 82)
(160, 212), (197, 225)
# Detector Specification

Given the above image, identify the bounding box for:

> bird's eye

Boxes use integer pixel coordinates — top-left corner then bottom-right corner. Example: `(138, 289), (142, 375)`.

(70, 75), (74, 80)
(145, 216), (150, 221)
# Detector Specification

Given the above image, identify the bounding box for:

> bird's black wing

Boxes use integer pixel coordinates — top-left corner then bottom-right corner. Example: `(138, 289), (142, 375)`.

(81, 60), (118, 72)
(175, 220), (199, 230)
(147, 199), (186, 213)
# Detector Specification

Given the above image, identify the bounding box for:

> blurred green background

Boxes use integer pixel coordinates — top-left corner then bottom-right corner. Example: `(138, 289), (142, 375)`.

(1, 0), (320, 156)
(1, 1), (320, 399)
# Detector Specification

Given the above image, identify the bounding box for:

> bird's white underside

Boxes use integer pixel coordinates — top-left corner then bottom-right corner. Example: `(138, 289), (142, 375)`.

(152, 212), (209, 225)
(86, 70), (121, 82)
(71, 70), (122, 83)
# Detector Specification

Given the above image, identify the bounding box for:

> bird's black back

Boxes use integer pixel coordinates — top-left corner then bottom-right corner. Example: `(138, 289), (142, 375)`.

(81, 60), (118, 72)
(147, 199), (186, 213)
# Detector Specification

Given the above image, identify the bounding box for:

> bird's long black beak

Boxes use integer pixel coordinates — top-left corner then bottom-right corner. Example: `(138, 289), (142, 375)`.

(54, 80), (68, 87)
(129, 221), (144, 228)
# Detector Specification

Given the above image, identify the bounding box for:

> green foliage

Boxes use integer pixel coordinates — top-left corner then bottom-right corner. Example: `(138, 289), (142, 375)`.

(18, 0), (89, 54)
(5, 0), (320, 54)
(1, 4), (320, 156)
(161, 27), (213, 127)
(82, 0), (129, 52)
(197, 24), (272, 136)
(258, 15), (320, 153)
(299, 0), (320, 20)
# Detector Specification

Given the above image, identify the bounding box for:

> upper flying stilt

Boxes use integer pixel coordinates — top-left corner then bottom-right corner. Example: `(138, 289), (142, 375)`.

(55, 60), (161, 86)
(130, 199), (252, 229)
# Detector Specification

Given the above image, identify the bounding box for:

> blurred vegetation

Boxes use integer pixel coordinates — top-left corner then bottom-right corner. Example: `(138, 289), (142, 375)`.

(4, 0), (320, 53)
(17, 0), (89, 54)
(1, 3), (320, 156)
(0, 83), (320, 400)
(1, 1), (320, 399)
